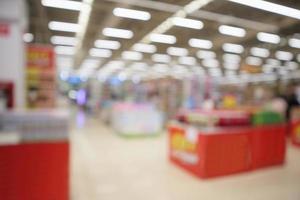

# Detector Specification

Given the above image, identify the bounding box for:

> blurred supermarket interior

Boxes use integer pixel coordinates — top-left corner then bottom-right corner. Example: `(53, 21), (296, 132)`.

(1, 0), (300, 199)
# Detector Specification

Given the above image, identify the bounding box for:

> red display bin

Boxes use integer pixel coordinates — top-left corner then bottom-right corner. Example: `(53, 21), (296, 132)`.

(169, 123), (286, 179)
(0, 141), (69, 200)
(290, 121), (300, 146)
(169, 125), (251, 178)
(250, 124), (286, 169)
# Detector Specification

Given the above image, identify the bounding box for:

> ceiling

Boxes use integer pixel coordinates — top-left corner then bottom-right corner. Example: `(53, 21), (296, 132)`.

(26, 0), (300, 81)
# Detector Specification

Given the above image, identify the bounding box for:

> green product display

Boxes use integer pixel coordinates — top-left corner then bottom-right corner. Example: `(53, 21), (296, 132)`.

(252, 111), (284, 125)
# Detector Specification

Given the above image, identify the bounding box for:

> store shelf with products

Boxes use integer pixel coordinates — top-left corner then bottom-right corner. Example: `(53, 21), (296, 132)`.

(290, 107), (300, 146)
(168, 109), (286, 179)
(111, 102), (164, 137)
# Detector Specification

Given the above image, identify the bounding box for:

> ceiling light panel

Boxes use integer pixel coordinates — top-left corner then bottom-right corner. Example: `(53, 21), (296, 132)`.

(150, 33), (176, 44)
(245, 56), (263, 66)
(202, 59), (219, 68)
(222, 43), (244, 54)
(89, 48), (112, 58)
(42, 0), (82, 11)
(102, 27), (133, 39)
(167, 47), (188, 56)
(113, 7), (151, 21)
(189, 38), (213, 49)
(266, 58), (281, 66)
(94, 39), (121, 50)
(54, 46), (76, 55)
(209, 68), (222, 76)
(48, 21), (80, 32)
(228, 0), (300, 20)
(152, 54), (171, 63)
(275, 50), (293, 61)
(133, 43), (156, 53)
(172, 17), (204, 29)
(122, 51), (143, 61)
(23, 33), (34, 43)
(257, 32), (280, 44)
(129, 62), (148, 71)
(197, 50), (216, 59)
(81, 59), (101, 69)
(218, 25), (246, 37)
(153, 64), (170, 73)
(250, 47), (270, 58)
(223, 53), (241, 63)
(285, 61), (298, 70)
(223, 62), (240, 70)
(51, 36), (78, 46)
(178, 56), (196, 66)
(288, 38), (300, 49)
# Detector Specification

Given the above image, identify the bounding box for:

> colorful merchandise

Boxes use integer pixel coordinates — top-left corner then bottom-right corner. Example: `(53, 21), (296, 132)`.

(26, 45), (56, 108)
(111, 102), (164, 136)
(252, 110), (285, 125)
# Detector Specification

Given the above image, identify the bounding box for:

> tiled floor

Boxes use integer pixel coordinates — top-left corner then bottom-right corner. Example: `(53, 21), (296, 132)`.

(70, 117), (300, 200)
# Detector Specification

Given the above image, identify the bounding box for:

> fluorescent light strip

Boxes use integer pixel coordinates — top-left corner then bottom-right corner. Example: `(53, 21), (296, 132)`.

(152, 54), (171, 63)
(81, 59), (101, 69)
(257, 32), (280, 44)
(48, 21), (80, 32)
(178, 56), (196, 66)
(153, 64), (170, 73)
(51, 36), (78, 46)
(129, 62), (148, 71)
(122, 51), (143, 61)
(196, 50), (216, 59)
(102, 27), (133, 39)
(288, 38), (300, 49)
(202, 59), (219, 68)
(275, 50), (293, 61)
(223, 53), (241, 63)
(132, 43), (156, 53)
(172, 17), (203, 29)
(189, 38), (213, 49)
(223, 62), (240, 70)
(150, 33), (176, 44)
(222, 43), (244, 54)
(245, 56), (262, 66)
(23, 33), (34, 43)
(250, 47), (270, 58)
(209, 68), (222, 76)
(218, 25), (246, 37)
(42, 0), (82, 11)
(54, 46), (76, 55)
(285, 61), (298, 70)
(113, 7), (151, 21)
(266, 58), (281, 66)
(228, 0), (300, 20)
(225, 70), (237, 76)
(94, 39), (121, 50)
(167, 47), (188, 56)
(89, 48), (112, 58)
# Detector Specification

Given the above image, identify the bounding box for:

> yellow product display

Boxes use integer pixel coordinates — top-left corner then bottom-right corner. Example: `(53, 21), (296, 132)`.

(171, 132), (197, 153)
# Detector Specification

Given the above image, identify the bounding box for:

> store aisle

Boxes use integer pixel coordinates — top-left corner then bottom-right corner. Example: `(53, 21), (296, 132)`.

(70, 118), (300, 200)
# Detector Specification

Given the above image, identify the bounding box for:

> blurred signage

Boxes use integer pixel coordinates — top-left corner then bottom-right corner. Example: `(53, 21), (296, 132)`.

(0, 23), (9, 37)
(26, 45), (56, 108)
(27, 45), (54, 69)
(241, 64), (262, 73)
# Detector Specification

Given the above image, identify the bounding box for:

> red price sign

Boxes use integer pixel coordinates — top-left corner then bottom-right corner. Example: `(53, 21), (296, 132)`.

(0, 23), (10, 37)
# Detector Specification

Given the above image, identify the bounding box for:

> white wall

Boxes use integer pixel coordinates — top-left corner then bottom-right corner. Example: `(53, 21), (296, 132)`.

(0, 0), (27, 108)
